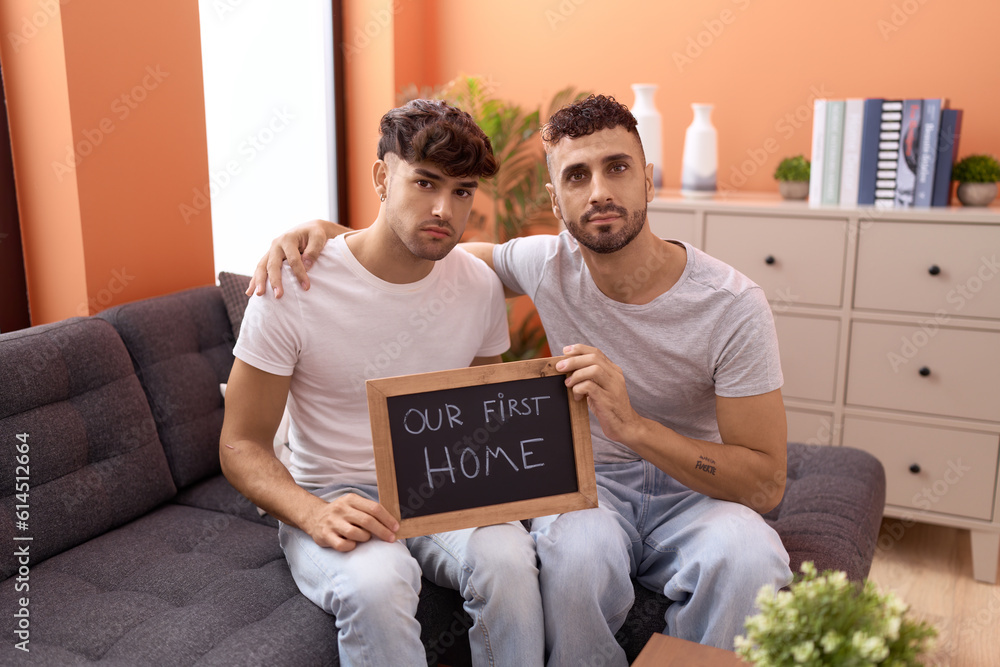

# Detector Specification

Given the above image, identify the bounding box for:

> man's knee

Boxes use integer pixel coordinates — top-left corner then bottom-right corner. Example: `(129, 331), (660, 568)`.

(536, 508), (626, 553)
(709, 507), (789, 581)
(466, 522), (537, 572)
(345, 552), (422, 605)
(535, 508), (632, 592)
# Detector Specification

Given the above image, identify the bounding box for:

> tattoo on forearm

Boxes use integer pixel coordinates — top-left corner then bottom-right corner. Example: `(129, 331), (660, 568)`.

(694, 455), (717, 476)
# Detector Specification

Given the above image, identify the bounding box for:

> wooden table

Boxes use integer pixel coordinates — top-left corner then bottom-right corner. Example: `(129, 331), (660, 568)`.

(631, 633), (750, 666)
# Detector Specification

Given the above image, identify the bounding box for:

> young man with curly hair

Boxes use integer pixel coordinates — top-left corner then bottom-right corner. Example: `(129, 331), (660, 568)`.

(221, 99), (544, 666)
(252, 95), (793, 665)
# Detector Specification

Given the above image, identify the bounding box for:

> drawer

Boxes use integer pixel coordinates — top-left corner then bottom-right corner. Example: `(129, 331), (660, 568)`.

(773, 314), (840, 402)
(704, 214), (848, 307)
(648, 210), (698, 246)
(843, 416), (999, 521)
(854, 221), (1000, 319)
(786, 409), (837, 445)
(846, 321), (1000, 422)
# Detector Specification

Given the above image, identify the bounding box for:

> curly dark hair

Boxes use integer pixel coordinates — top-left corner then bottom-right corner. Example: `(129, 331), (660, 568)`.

(541, 94), (640, 146)
(377, 99), (499, 178)
(541, 95), (643, 178)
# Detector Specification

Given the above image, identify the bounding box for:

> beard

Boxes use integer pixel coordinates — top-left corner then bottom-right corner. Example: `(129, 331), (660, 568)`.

(563, 201), (646, 254)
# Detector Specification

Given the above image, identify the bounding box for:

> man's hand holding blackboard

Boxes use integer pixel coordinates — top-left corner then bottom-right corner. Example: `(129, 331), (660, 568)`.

(305, 493), (400, 552)
(557, 344), (645, 445)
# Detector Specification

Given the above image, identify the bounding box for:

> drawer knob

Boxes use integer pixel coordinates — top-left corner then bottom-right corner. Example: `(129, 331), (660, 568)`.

(765, 255), (776, 265)
(918, 366), (931, 377)
(909, 463), (921, 474)
(928, 265), (941, 276)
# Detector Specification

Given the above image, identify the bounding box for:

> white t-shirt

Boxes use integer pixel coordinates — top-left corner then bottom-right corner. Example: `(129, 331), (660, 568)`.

(235, 234), (510, 488)
(493, 231), (783, 463)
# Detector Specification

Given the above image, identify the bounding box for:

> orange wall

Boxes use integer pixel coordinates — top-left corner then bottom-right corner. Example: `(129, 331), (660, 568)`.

(341, 0), (445, 229)
(341, 0), (396, 230)
(0, 0), (214, 324)
(0, 0), (86, 321)
(363, 0), (1000, 196)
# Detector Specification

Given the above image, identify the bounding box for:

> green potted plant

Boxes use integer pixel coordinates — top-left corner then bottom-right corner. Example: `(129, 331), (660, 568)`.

(773, 155), (810, 200)
(736, 562), (937, 666)
(952, 153), (1000, 206)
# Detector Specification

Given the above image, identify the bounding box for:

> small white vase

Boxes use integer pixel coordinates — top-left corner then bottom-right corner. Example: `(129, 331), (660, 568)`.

(631, 84), (663, 189)
(681, 103), (718, 198)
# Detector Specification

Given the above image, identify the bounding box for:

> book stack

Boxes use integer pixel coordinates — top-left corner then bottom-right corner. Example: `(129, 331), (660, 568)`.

(809, 98), (963, 208)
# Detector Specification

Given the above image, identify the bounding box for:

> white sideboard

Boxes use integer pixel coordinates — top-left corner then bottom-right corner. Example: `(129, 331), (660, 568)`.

(648, 190), (1000, 583)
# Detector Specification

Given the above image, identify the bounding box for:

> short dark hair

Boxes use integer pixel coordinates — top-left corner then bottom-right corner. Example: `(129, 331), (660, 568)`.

(377, 99), (499, 178)
(541, 94), (641, 146)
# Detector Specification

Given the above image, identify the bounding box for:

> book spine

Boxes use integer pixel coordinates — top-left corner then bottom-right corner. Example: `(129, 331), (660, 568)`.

(914, 98), (944, 208)
(857, 98), (884, 206)
(931, 109), (963, 207)
(893, 99), (923, 208)
(821, 100), (845, 205)
(838, 99), (865, 206)
(875, 100), (903, 208)
(809, 99), (827, 205)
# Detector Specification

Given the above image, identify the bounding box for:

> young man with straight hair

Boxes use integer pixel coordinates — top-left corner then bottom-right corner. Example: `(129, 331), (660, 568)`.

(221, 99), (544, 666)
(252, 94), (793, 665)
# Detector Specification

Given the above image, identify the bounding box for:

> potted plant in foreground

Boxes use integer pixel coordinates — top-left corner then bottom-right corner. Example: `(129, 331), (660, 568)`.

(736, 562), (936, 666)
(952, 153), (1000, 206)
(773, 155), (810, 200)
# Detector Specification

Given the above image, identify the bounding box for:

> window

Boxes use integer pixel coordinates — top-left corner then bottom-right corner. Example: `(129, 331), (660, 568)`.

(198, 0), (346, 276)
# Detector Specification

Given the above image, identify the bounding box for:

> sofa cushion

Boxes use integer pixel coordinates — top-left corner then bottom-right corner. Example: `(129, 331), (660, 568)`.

(765, 443), (886, 582)
(0, 318), (176, 578)
(0, 503), (339, 665)
(217, 271), (252, 341)
(98, 287), (235, 489)
(174, 474), (278, 529)
(0, 494), (500, 666)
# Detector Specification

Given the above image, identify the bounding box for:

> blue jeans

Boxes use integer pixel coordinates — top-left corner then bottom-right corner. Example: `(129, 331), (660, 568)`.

(531, 460), (792, 666)
(279, 483), (544, 667)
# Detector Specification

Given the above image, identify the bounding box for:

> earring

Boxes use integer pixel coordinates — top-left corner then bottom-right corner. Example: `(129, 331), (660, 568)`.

(380, 193), (386, 202)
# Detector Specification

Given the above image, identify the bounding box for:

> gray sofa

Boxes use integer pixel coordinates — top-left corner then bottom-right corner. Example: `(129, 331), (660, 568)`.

(0, 284), (887, 665)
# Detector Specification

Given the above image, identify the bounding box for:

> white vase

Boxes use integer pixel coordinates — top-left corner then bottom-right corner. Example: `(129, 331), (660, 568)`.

(681, 103), (718, 198)
(631, 84), (663, 189)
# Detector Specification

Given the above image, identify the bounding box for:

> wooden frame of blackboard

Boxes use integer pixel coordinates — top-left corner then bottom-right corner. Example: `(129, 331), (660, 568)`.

(366, 356), (597, 539)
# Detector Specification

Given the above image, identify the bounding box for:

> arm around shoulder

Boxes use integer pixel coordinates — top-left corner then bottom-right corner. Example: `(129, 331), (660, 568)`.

(460, 241), (497, 269)
(249, 219), (352, 298)
(460, 241), (525, 298)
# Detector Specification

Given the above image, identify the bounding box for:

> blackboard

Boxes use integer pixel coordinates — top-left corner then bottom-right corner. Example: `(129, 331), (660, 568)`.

(366, 357), (597, 538)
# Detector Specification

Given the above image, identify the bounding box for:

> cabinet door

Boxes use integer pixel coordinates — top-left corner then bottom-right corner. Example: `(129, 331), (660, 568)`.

(786, 409), (837, 446)
(773, 314), (840, 403)
(704, 214), (848, 307)
(648, 210), (699, 247)
(854, 221), (1000, 319)
(846, 321), (1000, 422)
(843, 416), (999, 521)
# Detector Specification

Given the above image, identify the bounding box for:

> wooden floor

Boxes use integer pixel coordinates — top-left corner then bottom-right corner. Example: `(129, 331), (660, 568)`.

(867, 518), (1000, 666)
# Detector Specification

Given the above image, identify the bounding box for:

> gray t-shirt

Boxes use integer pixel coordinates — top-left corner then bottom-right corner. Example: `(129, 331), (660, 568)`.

(493, 231), (783, 463)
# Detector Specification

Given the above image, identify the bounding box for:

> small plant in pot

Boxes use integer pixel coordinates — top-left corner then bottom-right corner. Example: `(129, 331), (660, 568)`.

(774, 155), (810, 200)
(952, 154), (1000, 206)
(736, 562), (937, 666)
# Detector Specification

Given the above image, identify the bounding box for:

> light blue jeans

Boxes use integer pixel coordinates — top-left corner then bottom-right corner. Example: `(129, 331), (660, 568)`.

(278, 483), (544, 667)
(530, 460), (792, 666)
